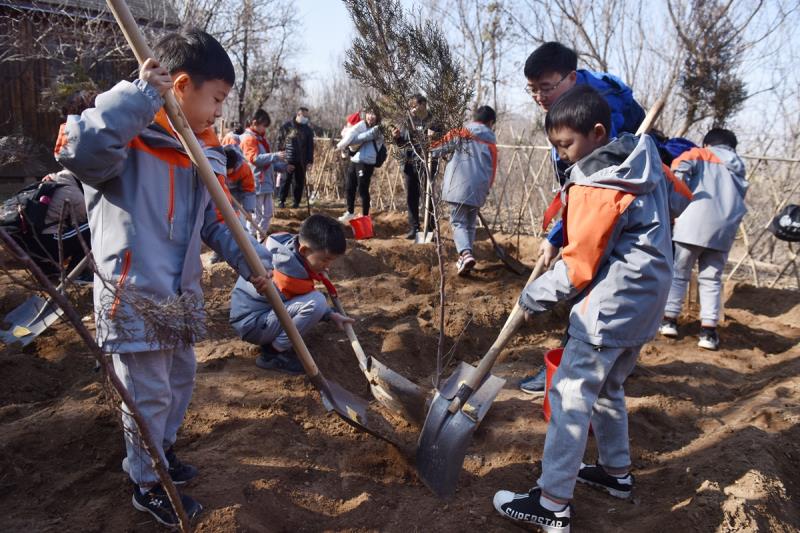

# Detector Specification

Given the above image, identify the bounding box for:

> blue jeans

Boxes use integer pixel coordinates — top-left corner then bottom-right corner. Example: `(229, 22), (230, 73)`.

(449, 202), (479, 254)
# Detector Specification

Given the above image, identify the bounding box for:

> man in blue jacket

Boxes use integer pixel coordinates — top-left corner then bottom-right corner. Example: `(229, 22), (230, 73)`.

(520, 41), (646, 394)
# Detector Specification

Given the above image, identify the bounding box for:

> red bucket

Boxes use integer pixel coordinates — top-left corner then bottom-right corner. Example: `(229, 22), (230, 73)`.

(542, 347), (563, 422)
(349, 215), (374, 240)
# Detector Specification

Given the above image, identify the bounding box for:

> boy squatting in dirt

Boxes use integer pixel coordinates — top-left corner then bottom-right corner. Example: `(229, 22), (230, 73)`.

(433, 104), (498, 276)
(56, 29), (274, 527)
(229, 214), (354, 374)
(659, 127), (748, 351)
(493, 85), (677, 532)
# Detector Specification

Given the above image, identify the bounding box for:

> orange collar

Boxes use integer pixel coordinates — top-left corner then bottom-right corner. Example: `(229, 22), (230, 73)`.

(153, 108), (220, 148)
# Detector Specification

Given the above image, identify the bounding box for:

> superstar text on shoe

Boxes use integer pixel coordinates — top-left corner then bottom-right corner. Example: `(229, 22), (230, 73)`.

(493, 487), (571, 533)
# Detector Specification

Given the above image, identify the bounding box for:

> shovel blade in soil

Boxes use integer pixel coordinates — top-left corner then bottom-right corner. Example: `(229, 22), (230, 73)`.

(414, 231), (434, 244)
(0, 295), (63, 347)
(416, 362), (506, 498)
(320, 379), (405, 447)
(367, 358), (430, 425)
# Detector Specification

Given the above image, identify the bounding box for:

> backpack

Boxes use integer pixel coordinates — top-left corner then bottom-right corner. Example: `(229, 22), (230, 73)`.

(769, 204), (800, 242)
(0, 180), (64, 235)
(372, 140), (388, 168)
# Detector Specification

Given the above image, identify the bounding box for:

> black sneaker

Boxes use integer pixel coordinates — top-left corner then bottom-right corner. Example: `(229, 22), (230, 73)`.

(493, 486), (571, 532)
(256, 345), (304, 374)
(519, 366), (547, 395)
(405, 228), (418, 240)
(278, 201), (286, 209)
(577, 462), (634, 499)
(292, 202), (300, 208)
(165, 447), (198, 485)
(698, 327), (719, 350)
(131, 484), (203, 527)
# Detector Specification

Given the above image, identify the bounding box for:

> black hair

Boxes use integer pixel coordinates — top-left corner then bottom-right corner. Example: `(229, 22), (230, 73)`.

(545, 85), (611, 136)
(298, 106), (310, 113)
(299, 214), (347, 255)
(250, 109), (271, 127)
(233, 124), (244, 135)
(524, 41), (578, 80)
(703, 128), (737, 149)
(223, 145), (242, 169)
(154, 28), (235, 87)
(472, 105), (496, 125)
(410, 93), (427, 105)
(363, 105), (382, 122)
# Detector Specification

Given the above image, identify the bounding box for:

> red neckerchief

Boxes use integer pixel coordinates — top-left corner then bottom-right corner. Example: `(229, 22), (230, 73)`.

(300, 257), (337, 296)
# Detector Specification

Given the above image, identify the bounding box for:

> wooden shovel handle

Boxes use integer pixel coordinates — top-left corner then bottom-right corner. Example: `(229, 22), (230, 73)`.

(105, 0), (323, 380)
(329, 295), (370, 370)
(446, 255), (549, 413)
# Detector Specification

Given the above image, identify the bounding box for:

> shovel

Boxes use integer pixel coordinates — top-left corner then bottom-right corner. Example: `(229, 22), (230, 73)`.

(106, 0), (400, 445)
(415, 157), (435, 244)
(1, 256), (90, 347)
(416, 256), (548, 497)
(477, 211), (528, 275)
(326, 288), (430, 425)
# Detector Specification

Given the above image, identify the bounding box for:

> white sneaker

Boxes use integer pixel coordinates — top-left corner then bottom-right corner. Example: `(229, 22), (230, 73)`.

(659, 318), (678, 337)
(338, 211), (356, 223)
(456, 251), (476, 276)
(698, 328), (720, 350)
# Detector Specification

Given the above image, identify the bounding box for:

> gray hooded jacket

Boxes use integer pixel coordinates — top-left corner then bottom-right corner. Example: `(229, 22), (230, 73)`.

(671, 145), (748, 252)
(520, 134), (673, 348)
(438, 121), (497, 207)
(57, 79), (272, 353)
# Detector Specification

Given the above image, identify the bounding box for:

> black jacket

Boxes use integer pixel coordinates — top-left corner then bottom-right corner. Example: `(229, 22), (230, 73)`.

(278, 119), (315, 166)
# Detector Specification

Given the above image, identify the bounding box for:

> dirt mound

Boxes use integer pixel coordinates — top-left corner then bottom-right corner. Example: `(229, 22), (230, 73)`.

(1, 207), (799, 532)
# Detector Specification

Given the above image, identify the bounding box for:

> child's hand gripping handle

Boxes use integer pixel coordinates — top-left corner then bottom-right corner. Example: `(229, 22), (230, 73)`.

(105, 0), (322, 381)
(446, 255), (548, 414)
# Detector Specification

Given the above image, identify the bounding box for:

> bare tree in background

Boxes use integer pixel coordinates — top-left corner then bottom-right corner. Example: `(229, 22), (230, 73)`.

(174, 0), (301, 125)
(431, 0), (512, 113)
(344, 0), (473, 384)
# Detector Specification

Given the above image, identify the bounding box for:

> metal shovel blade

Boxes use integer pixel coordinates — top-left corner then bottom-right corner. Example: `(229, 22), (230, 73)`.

(315, 376), (405, 448)
(416, 361), (506, 498)
(492, 243), (528, 275)
(0, 295), (63, 347)
(366, 357), (430, 425)
(414, 231), (434, 244)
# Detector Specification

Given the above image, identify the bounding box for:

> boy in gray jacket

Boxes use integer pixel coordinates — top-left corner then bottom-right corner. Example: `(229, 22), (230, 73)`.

(660, 128), (748, 350)
(435, 105), (497, 275)
(57, 29), (272, 526)
(493, 85), (673, 532)
(230, 214), (353, 373)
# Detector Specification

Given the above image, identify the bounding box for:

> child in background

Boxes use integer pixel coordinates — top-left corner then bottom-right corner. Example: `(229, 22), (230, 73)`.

(659, 128), (748, 350)
(229, 214), (353, 373)
(223, 144), (256, 217)
(56, 29), (272, 526)
(493, 85), (673, 532)
(435, 105), (497, 275)
(240, 109), (286, 239)
(339, 110), (366, 159)
(221, 122), (244, 147)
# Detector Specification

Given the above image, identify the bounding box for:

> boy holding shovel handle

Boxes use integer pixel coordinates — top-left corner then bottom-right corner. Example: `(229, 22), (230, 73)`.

(492, 85), (674, 532)
(57, 26), (273, 527)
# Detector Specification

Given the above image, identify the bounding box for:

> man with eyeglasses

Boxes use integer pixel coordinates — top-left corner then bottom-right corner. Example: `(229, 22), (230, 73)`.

(519, 41), (645, 395)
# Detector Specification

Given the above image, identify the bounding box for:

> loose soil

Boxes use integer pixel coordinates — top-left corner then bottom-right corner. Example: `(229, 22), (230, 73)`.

(1, 208), (798, 532)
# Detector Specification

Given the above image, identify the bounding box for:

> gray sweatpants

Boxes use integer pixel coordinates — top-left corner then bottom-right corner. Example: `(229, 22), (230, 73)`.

(449, 202), (479, 254)
(113, 346), (196, 488)
(663, 241), (728, 326)
(241, 290), (328, 351)
(538, 337), (640, 501)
